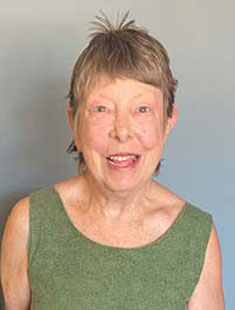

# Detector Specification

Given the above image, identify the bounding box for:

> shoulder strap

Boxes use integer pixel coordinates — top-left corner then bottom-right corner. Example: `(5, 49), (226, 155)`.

(28, 187), (69, 267)
(178, 203), (213, 300)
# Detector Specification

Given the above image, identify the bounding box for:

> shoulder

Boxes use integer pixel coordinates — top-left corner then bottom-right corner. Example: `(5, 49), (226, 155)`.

(150, 181), (185, 207)
(151, 181), (212, 219)
(185, 202), (213, 227)
(54, 175), (89, 206)
(188, 222), (225, 309)
(148, 181), (186, 219)
(1, 176), (81, 238)
(2, 196), (30, 240)
(1, 196), (30, 260)
(1, 197), (31, 307)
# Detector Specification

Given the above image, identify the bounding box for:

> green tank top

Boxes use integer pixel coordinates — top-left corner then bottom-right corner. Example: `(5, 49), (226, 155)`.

(28, 186), (213, 310)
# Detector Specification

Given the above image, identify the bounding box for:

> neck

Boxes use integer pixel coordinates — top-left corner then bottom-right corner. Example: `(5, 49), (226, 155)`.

(81, 171), (155, 223)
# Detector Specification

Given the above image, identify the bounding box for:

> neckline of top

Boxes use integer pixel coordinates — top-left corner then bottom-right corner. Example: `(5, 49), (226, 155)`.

(51, 185), (189, 251)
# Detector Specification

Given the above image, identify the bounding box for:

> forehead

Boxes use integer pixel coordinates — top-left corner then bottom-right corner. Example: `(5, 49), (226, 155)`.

(86, 77), (163, 103)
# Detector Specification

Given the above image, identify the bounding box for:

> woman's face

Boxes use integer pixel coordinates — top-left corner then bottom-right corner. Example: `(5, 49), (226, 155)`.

(69, 78), (177, 193)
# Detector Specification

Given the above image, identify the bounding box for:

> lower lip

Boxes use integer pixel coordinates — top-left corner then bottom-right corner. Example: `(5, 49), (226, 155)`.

(106, 157), (140, 171)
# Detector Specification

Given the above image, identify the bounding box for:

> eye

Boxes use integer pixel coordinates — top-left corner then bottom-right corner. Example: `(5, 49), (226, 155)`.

(137, 106), (151, 113)
(93, 105), (109, 113)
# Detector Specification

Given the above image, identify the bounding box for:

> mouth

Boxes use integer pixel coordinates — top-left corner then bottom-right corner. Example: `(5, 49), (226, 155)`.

(106, 153), (140, 170)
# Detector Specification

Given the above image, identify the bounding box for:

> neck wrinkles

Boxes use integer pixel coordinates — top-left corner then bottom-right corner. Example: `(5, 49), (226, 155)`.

(83, 171), (154, 223)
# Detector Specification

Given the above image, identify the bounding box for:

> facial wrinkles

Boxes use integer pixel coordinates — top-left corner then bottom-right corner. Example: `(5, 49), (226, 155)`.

(135, 104), (164, 150)
(102, 91), (159, 122)
(108, 104), (159, 153)
(77, 79), (165, 153)
(72, 81), (169, 199)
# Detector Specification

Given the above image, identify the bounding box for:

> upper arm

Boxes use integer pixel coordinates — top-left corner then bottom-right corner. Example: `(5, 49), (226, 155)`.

(187, 222), (225, 310)
(0, 197), (31, 309)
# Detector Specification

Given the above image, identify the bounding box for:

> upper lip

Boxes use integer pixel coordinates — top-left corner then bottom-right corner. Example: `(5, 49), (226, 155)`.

(107, 152), (140, 157)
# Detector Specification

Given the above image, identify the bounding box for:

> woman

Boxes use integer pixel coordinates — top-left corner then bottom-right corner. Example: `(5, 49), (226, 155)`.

(1, 12), (224, 309)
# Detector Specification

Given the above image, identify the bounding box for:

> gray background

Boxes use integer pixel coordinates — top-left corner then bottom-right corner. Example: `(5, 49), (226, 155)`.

(0, 0), (234, 308)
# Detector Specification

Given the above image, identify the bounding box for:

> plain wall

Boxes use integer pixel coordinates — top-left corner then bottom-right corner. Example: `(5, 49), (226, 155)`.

(0, 0), (234, 308)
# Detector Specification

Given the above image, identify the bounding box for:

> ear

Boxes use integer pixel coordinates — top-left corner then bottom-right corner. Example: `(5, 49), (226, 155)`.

(66, 105), (75, 131)
(66, 105), (82, 151)
(163, 105), (178, 144)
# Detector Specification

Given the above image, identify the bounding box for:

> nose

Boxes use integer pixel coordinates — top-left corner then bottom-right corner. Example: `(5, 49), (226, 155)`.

(109, 111), (132, 142)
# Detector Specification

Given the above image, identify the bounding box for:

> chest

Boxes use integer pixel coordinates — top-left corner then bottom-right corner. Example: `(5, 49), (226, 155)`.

(29, 219), (191, 310)
(65, 205), (172, 248)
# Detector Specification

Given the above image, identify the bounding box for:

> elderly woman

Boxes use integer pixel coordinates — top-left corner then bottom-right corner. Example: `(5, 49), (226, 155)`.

(1, 13), (224, 310)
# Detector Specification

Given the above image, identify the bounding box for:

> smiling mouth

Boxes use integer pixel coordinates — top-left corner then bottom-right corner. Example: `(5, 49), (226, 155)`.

(106, 154), (140, 169)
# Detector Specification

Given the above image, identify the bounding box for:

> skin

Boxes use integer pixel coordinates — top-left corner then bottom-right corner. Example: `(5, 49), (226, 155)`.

(68, 78), (177, 217)
(0, 78), (225, 309)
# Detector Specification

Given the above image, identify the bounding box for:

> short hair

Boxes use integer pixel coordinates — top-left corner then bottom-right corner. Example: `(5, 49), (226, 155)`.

(67, 12), (177, 173)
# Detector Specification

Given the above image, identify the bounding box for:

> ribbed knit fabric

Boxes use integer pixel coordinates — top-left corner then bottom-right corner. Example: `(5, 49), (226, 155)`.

(28, 186), (213, 310)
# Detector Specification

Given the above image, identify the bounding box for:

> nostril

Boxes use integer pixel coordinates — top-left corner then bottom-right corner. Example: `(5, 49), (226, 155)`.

(109, 119), (131, 141)
(112, 128), (130, 142)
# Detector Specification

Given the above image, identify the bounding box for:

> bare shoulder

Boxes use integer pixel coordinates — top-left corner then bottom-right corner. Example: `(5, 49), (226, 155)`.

(149, 181), (186, 216)
(54, 175), (88, 205)
(1, 196), (31, 308)
(141, 181), (186, 236)
(1, 196), (30, 247)
(151, 182), (225, 309)
(187, 222), (225, 309)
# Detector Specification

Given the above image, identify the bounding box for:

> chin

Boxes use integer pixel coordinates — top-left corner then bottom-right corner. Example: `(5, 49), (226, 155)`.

(102, 174), (147, 194)
(85, 160), (152, 193)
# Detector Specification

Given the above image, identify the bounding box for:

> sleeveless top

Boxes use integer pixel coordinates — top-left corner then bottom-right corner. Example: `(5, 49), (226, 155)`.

(28, 186), (213, 310)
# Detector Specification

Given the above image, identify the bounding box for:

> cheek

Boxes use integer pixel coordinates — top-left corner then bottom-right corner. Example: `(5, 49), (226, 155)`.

(79, 123), (108, 154)
(135, 120), (164, 150)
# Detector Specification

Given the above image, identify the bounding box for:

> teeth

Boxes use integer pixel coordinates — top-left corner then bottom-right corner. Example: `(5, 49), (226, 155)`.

(108, 155), (138, 161)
